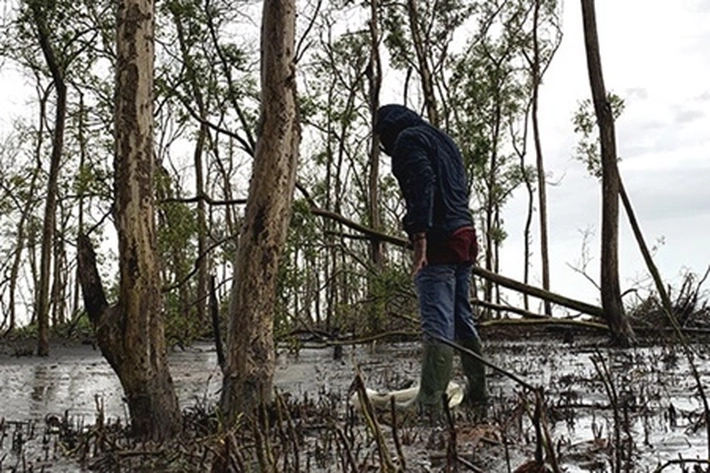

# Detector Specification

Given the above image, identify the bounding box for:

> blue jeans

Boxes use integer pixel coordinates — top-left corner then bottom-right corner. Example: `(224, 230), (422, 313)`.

(415, 263), (479, 342)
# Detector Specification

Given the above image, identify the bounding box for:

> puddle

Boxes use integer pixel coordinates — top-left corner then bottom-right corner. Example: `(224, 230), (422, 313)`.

(0, 337), (708, 471)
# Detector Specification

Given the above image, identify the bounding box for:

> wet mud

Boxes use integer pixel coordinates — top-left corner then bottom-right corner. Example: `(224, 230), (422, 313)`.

(0, 331), (708, 472)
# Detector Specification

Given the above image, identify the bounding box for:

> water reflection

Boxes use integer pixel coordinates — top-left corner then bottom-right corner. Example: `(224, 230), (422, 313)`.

(0, 344), (224, 422)
(0, 339), (709, 472)
(29, 364), (57, 416)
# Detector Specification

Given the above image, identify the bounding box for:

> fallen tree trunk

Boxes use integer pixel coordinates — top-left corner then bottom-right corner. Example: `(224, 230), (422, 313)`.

(301, 198), (606, 320)
(170, 188), (608, 322)
(480, 317), (609, 332)
(473, 266), (604, 319)
(473, 299), (549, 320)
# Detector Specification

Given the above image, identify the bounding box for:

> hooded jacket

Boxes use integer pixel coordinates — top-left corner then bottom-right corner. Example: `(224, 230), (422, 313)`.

(375, 104), (472, 242)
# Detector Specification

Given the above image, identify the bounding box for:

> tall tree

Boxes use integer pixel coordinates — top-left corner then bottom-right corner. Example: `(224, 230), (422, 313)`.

(530, 0), (551, 316)
(525, 0), (562, 315)
(449, 1), (532, 309)
(580, 0), (634, 345)
(1, 0), (117, 339)
(368, 0), (383, 269)
(220, 0), (300, 418)
(78, 0), (181, 440)
(298, 12), (385, 332)
(0, 125), (43, 333)
(168, 0), (211, 325)
(405, 0), (438, 125)
(383, 0), (473, 122)
(27, 0), (68, 355)
(364, 0), (388, 332)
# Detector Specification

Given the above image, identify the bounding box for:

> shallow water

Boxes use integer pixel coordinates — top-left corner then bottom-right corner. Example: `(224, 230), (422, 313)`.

(484, 337), (710, 472)
(0, 336), (708, 472)
(0, 342), (222, 423)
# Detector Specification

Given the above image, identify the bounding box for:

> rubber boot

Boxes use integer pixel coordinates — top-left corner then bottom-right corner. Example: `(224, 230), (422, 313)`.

(411, 342), (454, 416)
(459, 337), (487, 407)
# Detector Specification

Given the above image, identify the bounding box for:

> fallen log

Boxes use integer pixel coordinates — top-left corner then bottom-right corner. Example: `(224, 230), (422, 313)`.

(301, 199), (607, 320)
(473, 267), (605, 319)
(480, 317), (608, 332)
(473, 299), (549, 320)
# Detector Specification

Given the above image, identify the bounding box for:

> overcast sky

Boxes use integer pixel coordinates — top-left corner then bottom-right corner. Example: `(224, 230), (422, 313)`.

(501, 0), (710, 308)
(1, 1), (708, 313)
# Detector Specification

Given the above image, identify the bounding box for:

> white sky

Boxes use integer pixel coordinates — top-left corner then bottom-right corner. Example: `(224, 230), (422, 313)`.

(501, 0), (710, 307)
(1, 0), (709, 313)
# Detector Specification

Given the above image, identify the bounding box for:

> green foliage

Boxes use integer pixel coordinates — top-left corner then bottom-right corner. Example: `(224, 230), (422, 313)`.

(156, 182), (200, 336)
(0, 0), (567, 344)
(12, 323), (38, 338)
(68, 312), (94, 336)
(381, 7), (409, 70)
(51, 312), (94, 340)
(364, 265), (417, 334)
(72, 162), (111, 197)
(158, 201), (198, 265)
(275, 199), (321, 333)
(449, 15), (528, 218)
(490, 224), (508, 245)
(164, 290), (203, 347)
(573, 93), (626, 178)
(381, 0), (475, 71)
(6, 0), (115, 81)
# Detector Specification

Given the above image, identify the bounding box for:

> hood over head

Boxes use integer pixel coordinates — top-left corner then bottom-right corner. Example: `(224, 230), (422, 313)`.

(375, 104), (425, 155)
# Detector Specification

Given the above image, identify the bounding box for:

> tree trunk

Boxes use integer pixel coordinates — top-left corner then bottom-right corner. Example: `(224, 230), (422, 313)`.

(520, 161), (534, 312)
(8, 217), (28, 333)
(220, 0), (300, 419)
(366, 0), (385, 331)
(580, 0), (635, 345)
(532, 0), (552, 316)
(30, 1), (67, 356)
(368, 0), (383, 269)
(406, 0), (438, 126)
(51, 230), (66, 326)
(172, 8), (209, 324)
(304, 201), (610, 323)
(72, 95), (88, 318)
(619, 180), (673, 315)
(194, 125), (209, 324)
(78, 0), (181, 441)
(7, 163), (40, 333)
(483, 101), (503, 313)
(473, 266), (604, 318)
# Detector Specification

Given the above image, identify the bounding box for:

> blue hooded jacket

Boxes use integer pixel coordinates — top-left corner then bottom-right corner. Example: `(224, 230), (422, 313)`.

(375, 104), (472, 241)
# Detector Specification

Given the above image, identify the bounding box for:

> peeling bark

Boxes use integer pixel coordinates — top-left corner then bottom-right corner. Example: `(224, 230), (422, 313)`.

(220, 0), (301, 419)
(76, 0), (181, 441)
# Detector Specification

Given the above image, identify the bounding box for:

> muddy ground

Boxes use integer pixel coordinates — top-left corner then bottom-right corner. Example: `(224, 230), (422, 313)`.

(0, 326), (708, 472)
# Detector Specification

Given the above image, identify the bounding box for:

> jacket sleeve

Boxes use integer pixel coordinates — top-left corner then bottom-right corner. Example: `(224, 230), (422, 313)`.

(392, 132), (435, 236)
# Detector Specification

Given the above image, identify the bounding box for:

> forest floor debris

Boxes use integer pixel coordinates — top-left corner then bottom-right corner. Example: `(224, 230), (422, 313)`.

(1, 325), (710, 471)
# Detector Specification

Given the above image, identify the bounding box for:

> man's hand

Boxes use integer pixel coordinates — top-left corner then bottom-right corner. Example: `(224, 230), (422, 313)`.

(411, 233), (427, 277)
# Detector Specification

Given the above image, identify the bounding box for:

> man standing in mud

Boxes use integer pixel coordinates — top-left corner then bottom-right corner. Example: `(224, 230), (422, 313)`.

(375, 104), (486, 414)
